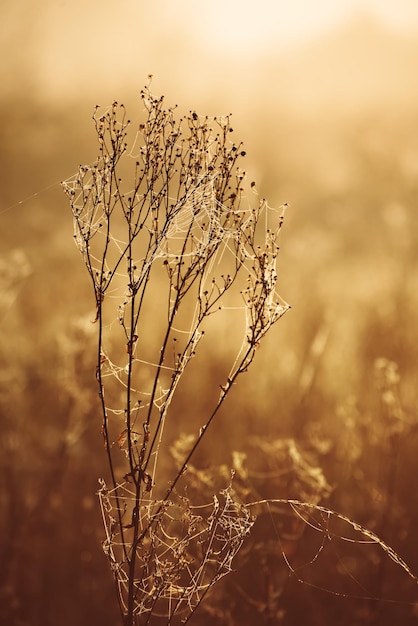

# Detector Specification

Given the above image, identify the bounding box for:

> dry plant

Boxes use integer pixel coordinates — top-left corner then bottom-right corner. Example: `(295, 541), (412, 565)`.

(62, 83), (289, 625)
(61, 83), (418, 626)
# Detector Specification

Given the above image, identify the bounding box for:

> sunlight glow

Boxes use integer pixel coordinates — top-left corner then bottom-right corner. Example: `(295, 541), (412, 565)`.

(161, 0), (418, 57)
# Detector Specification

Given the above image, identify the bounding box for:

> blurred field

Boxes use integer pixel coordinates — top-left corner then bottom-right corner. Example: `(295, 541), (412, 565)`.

(1, 7), (418, 625)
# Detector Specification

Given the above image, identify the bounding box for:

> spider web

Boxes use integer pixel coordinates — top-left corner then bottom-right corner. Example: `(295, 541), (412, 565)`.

(62, 138), (290, 432)
(62, 98), (293, 624)
(98, 478), (254, 622)
(249, 498), (418, 607)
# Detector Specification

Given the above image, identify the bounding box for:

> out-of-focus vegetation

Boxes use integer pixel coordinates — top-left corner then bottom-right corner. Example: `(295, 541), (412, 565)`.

(1, 11), (418, 626)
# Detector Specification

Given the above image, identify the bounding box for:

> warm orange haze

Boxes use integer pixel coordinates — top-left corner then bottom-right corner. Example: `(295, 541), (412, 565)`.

(1, 1), (418, 624)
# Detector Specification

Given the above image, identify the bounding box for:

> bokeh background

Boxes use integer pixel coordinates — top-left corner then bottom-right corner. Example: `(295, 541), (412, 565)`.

(2, 1), (418, 624)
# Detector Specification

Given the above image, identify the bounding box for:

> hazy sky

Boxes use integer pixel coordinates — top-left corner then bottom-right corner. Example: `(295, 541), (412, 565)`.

(3, 0), (418, 102)
(168, 0), (418, 55)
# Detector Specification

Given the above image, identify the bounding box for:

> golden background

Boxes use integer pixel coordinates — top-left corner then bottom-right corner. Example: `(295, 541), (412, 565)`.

(1, 1), (418, 624)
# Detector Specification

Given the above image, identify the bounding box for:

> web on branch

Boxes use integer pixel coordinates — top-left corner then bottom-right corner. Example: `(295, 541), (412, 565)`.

(62, 87), (291, 625)
(248, 498), (418, 606)
(61, 93), (290, 461)
(98, 478), (254, 622)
